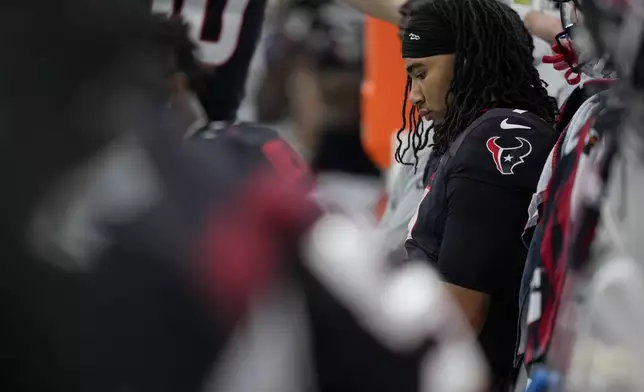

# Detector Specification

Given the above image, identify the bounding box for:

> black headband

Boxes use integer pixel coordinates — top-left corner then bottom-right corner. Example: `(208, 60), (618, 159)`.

(401, 17), (455, 58)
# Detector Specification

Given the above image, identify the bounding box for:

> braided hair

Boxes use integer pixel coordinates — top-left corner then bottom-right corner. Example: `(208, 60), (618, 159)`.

(395, 0), (559, 168)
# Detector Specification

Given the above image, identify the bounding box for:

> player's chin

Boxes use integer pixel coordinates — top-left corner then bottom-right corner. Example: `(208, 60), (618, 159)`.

(428, 112), (445, 125)
(424, 107), (446, 124)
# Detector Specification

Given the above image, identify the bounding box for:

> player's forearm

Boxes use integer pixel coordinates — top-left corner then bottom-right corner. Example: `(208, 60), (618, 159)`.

(523, 10), (562, 44)
(338, 0), (406, 25)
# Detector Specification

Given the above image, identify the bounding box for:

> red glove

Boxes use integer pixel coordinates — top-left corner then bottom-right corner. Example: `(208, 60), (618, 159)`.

(542, 40), (582, 85)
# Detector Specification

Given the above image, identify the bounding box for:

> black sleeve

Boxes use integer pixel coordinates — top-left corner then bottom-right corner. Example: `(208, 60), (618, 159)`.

(436, 177), (531, 295)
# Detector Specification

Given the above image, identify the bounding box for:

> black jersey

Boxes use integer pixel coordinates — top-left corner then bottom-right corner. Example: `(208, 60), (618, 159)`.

(405, 108), (557, 388)
(151, 0), (267, 121)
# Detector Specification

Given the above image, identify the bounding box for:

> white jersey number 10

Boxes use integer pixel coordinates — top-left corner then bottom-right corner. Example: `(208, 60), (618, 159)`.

(152, 0), (251, 66)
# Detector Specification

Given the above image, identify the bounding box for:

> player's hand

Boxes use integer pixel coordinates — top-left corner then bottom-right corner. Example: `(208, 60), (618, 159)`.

(523, 11), (561, 44)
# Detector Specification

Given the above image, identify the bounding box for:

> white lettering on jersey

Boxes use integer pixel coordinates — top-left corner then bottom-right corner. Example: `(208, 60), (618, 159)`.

(152, 0), (251, 66)
(527, 267), (542, 324)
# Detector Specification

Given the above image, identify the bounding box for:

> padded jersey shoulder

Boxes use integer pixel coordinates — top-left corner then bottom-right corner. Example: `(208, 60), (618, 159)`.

(192, 122), (283, 150)
(447, 108), (558, 193)
(186, 122), (286, 176)
(219, 122), (283, 147)
(192, 122), (310, 187)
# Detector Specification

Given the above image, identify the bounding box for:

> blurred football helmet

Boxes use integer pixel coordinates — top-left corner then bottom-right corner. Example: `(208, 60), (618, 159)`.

(549, 0), (615, 79)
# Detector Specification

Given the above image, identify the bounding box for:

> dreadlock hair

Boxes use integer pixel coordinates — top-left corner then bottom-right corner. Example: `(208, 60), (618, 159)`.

(395, 0), (559, 169)
(152, 13), (206, 95)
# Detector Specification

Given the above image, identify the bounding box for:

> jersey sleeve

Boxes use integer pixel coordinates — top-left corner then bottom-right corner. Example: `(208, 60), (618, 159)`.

(436, 177), (532, 293)
(436, 114), (556, 294)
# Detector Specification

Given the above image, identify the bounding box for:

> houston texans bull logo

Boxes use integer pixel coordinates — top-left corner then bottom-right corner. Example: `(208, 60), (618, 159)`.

(486, 136), (532, 175)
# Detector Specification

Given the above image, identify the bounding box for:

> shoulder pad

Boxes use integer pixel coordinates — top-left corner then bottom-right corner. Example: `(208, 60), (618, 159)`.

(447, 109), (558, 191)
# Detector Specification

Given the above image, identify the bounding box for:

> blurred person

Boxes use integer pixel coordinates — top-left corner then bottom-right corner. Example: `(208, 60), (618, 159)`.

(0, 3), (313, 391)
(257, 1), (373, 163)
(514, 0), (644, 387)
(153, 13), (311, 191)
(559, 0), (644, 388)
(149, 0), (410, 192)
(515, 0), (619, 384)
(85, 15), (312, 392)
(148, 0), (407, 126)
(520, 0), (616, 254)
(511, 0), (611, 385)
(0, 1), (180, 390)
(148, 0), (273, 123)
(523, 9), (563, 45)
(398, 0), (560, 388)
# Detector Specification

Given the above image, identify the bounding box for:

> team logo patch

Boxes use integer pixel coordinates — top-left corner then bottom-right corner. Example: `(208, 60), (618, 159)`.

(486, 136), (533, 175)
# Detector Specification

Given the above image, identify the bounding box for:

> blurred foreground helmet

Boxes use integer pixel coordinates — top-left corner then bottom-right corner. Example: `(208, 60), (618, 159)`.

(543, 1), (644, 387)
(549, 0), (615, 78)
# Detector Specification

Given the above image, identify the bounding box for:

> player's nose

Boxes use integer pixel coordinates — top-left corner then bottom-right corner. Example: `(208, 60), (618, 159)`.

(409, 84), (424, 107)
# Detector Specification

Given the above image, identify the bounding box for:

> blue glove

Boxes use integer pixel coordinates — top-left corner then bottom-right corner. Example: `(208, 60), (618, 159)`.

(526, 367), (560, 392)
